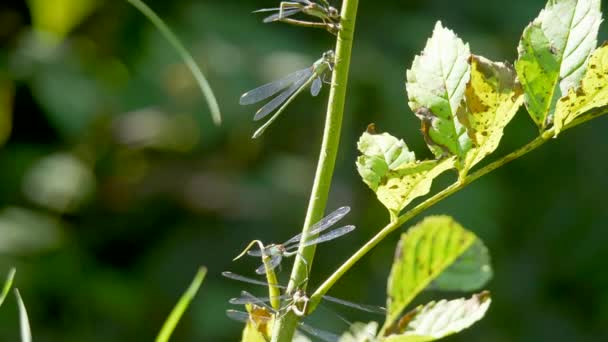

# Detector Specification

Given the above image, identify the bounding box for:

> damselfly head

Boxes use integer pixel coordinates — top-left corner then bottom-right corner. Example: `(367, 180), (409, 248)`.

(322, 50), (335, 63)
(327, 7), (339, 19)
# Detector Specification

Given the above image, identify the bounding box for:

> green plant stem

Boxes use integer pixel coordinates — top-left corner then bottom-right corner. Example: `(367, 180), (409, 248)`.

(270, 1), (359, 341)
(309, 107), (608, 309)
(125, 0), (222, 125)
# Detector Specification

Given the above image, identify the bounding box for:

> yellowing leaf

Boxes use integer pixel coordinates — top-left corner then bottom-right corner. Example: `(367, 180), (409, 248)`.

(382, 292), (491, 342)
(374, 159), (455, 219)
(515, 0), (602, 130)
(406, 21), (471, 158)
(384, 216), (478, 331)
(554, 43), (608, 135)
(356, 132), (455, 219)
(242, 304), (274, 342)
(460, 55), (523, 173)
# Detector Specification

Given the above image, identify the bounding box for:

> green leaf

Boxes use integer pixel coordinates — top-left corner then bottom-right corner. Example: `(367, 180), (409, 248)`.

(15, 289), (32, 342)
(554, 43), (608, 134)
(382, 292), (491, 342)
(0, 268), (16, 307)
(156, 267), (207, 342)
(126, 0), (222, 125)
(431, 240), (493, 292)
(515, 0), (602, 130)
(356, 132), (455, 218)
(459, 55), (523, 174)
(406, 21), (471, 159)
(339, 322), (379, 342)
(384, 216), (479, 329)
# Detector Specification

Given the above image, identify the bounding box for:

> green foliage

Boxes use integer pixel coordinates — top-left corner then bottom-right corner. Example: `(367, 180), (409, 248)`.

(515, 0), (602, 130)
(338, 322), (379, 342)
(431, 240), (492, 292)
(384, 216), (490, 331)
(382, 292), (491, 342)
(156, 267), (207, 342)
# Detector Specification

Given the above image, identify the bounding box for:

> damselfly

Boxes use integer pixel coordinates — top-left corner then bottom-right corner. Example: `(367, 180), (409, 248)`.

(240, 50), (335, 138)
(226, 305), (339, 342)
(233, 206), (353, 274)
(222, 272), (386, 316)
(254, 0), (341, 35)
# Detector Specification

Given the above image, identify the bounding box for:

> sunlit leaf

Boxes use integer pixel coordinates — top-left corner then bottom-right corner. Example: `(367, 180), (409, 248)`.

(339, 321), (379, 342)
(383, 292), (491, 342)
(430, 240), (492, 292)
(459, 55), (523, 174)
(27, 0), (99, 41)
(15, 289), (32, 342)
(242, 304), (274, 342)
(0, 268), (16, 307)
(554, 43), (608, 134)
(356, 132), (455, 218)
(515, 0), (602, 130)
(406, 21), (471, 159)
(385, 216), (479, 329)
(156, 267), (207, 342)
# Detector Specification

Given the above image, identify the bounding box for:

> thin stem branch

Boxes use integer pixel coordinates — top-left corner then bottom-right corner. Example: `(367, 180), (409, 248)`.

(310, 107), (608, 308)
(270, 0), (360, 341)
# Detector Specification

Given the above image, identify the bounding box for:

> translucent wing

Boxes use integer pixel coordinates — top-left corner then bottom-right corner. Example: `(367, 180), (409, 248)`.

(240, 68), (310, 105)
(240, 291), (276, 311)
(222, 271), (286, 289)
(321, 295), (386, 314)
(298, 323), (339, 342)
(229, 292), (290, 305)
(282, 206), (351, 246)
(252, 7), (281, 13)
(255, 254), (283, 275)
(247, 248), (263, 257)
(262, 8), (303, 23)
(294, 225), (355, 249)
(254, 68), (312, 121)
(310, 76), (322, 96)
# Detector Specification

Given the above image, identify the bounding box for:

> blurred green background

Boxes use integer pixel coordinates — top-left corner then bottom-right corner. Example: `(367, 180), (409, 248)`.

(0, 0), (607, 341)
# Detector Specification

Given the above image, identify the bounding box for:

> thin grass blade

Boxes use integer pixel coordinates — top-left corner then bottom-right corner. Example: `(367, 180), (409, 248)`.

(125, 0), (222, 125)
(240, 69), (310, 105)
(155, 267), (207, 342)
(254, 68), (312, 121)
(0, 268), (16, 307)
(283, 206), (350, 246)
(14, 289), (31, 342)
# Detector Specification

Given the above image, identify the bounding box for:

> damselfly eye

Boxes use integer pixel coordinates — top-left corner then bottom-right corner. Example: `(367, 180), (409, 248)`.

(329, 7), (339, 18)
